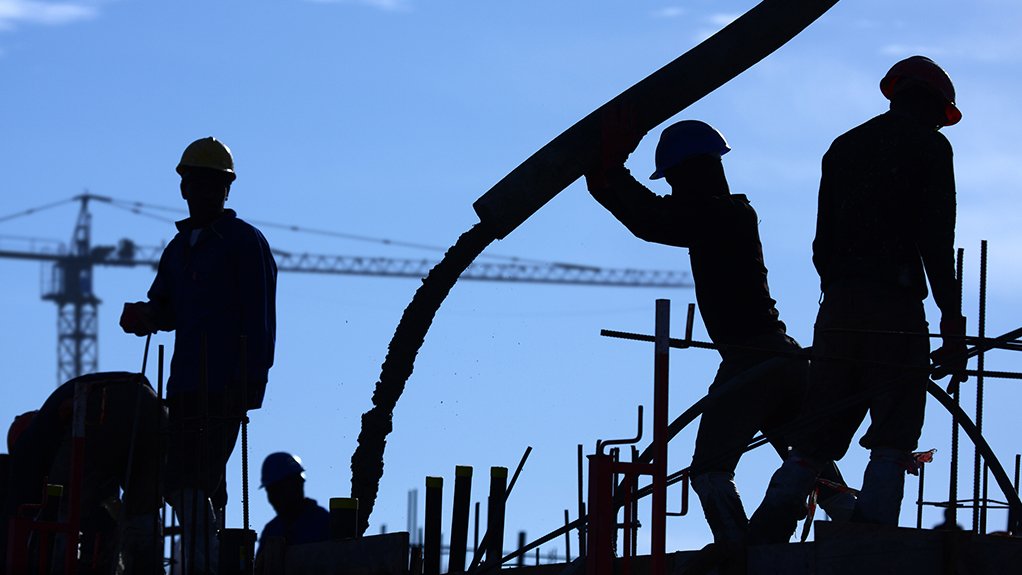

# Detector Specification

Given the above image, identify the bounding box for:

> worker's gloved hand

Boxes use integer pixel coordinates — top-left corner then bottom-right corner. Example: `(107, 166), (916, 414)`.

(585, 103), (646, 190)
(120, 301), (158, 336)
(931, 314), (967, 392)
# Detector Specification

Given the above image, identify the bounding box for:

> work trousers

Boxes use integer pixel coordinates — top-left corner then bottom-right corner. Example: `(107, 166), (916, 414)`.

(690, 331), (806, 475)
(165, 390), (243, 499)
(793, 284), (930, 461)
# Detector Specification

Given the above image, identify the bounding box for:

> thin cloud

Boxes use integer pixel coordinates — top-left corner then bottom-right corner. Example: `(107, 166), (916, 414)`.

(305, 0), (411, 12)
(706, 12), (740, 27)
(691, 12), (741, 43)
(0, 0), (96, 31)
(651, 7), (686, 19)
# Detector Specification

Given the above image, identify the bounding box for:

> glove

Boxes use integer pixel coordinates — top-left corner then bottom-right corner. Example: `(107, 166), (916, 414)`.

(120, 301), (158, 336)
(931, 315), (967, 392)
(584, 103), (646, 190)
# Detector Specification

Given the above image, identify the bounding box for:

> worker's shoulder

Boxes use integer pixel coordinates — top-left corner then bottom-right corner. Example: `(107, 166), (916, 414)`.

(218, 211), (272, 246)
(828, 112), (952, 157)
(717, 193), (757, 216)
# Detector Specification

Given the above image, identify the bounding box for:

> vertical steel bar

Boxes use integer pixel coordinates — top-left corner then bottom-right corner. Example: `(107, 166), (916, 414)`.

(577, 444), (586, 557)
(68, 380), (87, 571)
(950, 247), (963, 528)
(516, 532), (527, 568)
(1012, 454), (1022, 534)
(424, 477), (442, 575)
(622, 473), (632, 575)
(408, 489), (418, 545)
(487, 467), (508, 567)
(917, 463), (925, 529)
(474, 501), (480, 556)
(631, 446), (639, 557)
(981, 463), (989, 534)
(973, 240), (988, 532)
(449, 466), (472, 573)
(240, 335), (250, 533)
(651, 299), (670, 575)
(158, 343), (167, 569)
(586, 455), (614, 575)
(563, 509), (572, 563)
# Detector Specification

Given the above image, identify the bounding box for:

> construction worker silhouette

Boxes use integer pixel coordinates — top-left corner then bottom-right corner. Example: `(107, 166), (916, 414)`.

(254, 452), (329, 573)
(748, 56), (966, 543)
(120, 137), (278, 574)
(2, 372), (166, 574)
(586, 113), (851, 568)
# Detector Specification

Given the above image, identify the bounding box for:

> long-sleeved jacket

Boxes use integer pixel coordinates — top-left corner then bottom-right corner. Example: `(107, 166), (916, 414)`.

(148, 209), (277, 409)
(813, 110), (958, 316)
(590, 167), (786, 347)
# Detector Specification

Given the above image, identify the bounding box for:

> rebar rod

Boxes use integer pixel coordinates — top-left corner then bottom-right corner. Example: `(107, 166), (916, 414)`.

(950, 247), (963, 528)
(973, 240), (988, 532)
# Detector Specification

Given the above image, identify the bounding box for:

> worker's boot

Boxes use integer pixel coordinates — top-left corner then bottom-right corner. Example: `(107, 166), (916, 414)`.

(816, 461), (856, 523)
(853, 448), (910, 526)
(119, 511), (164, 575)
(168, 488), (220, 574)
(747, 455), (822, 545)
(691, 472), (748, 544)
(690, 472), (748, 575)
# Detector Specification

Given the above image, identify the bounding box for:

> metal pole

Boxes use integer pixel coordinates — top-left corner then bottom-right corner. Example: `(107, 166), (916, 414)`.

(516, 532), (526, 568)
(240, 335), (250, 534)
(563, 509), (572, 562)
(486, 467), (508, 567)
(651, 300), (669, 575)
(586, 454), (614, 575)
(973, 240), (988, 532)
(981, 462), (989, 534)
(950, 247), (963, 527)
(408, 489), (418, 545)
(424, 477), (443, 575)
(577, 444), (586, 557)
(449, 466), (472, 573)
(67, 379), (88, 571)
(916, 463), (925, 529)
(1012, 454), (1021, 533)
(474, 501), (480, 555)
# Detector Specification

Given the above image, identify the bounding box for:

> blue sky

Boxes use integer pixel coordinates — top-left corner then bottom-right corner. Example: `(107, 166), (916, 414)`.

(2, 0), (1022, 558)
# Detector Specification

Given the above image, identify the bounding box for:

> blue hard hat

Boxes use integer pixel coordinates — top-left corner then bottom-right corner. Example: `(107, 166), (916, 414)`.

(650, 120), (731, 180)
(260, 452), (306, 489)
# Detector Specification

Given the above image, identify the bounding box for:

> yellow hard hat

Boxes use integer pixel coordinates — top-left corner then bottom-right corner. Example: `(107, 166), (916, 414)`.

(176, 137), (236, 180)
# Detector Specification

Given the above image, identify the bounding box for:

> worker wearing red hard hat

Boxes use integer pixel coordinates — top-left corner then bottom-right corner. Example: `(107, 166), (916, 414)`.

(120, 137), (278, 574)
(1, 373), (166, 574)
(585, 111), (852, 572)
(749, 56), (966, 544)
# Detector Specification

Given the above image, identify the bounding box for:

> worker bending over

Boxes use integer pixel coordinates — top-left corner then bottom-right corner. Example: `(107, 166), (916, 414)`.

(2, 372), (166, 574)
(585, 114), (850, 571)
(748, 55), (966, 543)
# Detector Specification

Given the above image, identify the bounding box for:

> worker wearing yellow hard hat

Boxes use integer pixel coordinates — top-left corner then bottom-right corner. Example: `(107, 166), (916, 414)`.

(120, 136), (278, 574)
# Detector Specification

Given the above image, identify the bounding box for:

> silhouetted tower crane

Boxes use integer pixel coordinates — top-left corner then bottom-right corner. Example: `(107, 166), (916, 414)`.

(0, 194), (692, 385)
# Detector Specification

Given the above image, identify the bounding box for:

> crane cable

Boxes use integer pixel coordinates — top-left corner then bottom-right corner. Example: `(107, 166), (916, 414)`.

(0, 197), (77, 224)
(101, 196), (593, 268)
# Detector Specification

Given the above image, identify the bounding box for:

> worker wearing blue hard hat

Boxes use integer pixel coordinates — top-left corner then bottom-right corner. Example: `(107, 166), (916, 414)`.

(255, 452), (329, 569)
(585, 110), (852, 571)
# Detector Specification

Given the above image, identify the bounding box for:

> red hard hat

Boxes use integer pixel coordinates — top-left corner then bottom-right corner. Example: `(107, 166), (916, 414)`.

(7, 411), (38, 452)
(880, 55), (961, 126)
